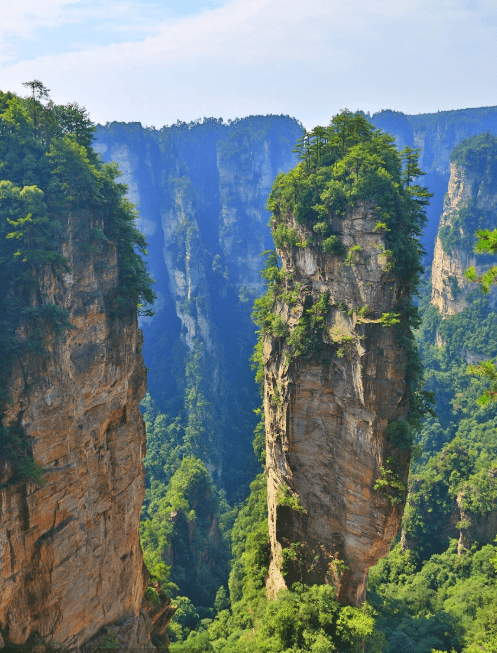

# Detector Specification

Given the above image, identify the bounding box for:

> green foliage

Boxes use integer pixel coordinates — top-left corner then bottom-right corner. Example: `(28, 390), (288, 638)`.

(170, 579), (381, 652)
(369, 540), (497, 653)
(312, 220), (330, 237)
(385, 420), (413, 450)
(272, 223), (301, 249)
(140, 456), (232, 607)
(228, 473), (269, 627)
(379, 312), (401, 327)
(141, 393), (186, 509)
(322, 234), (344, 254)
(276, 485), (307, 514)
(344, 244), (363, 266)
(374, 458), (408, 505)
(467, 359), (497, 406)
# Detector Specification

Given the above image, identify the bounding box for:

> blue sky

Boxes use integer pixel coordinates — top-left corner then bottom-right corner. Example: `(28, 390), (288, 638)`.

(1, 0), (497, 129)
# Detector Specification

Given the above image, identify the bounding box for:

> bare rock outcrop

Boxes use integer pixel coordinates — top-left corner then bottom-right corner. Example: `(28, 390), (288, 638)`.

(0, 212), (151, 650)
(431, 159), (497, 317)
(264, 204), (413, 606)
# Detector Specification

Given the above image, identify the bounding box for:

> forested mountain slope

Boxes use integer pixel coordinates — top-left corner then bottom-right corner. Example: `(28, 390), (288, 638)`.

(94, 106), (497, 506)
(367, 132), (497, 653)
(93, 108), (497, 652)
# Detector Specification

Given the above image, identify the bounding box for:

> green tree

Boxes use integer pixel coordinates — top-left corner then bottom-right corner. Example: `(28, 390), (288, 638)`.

(22, 79), (50, 127)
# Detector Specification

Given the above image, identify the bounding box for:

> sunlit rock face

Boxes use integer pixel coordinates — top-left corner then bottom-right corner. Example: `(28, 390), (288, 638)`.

(431, 159), (497, 317)
(0, 212), (151, 650)
(263, 203), (412, 606)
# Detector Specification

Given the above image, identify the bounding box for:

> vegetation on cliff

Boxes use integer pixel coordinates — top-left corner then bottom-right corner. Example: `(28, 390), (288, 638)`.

(140, 455), (232, 608)
(367, 135), (497, 653)
(97, 115), (302, 508)
(253, 111), (431, 442)
(0, 84), (154, 481)
(151, 111), (430, 650)
(438, 132), (497, 255)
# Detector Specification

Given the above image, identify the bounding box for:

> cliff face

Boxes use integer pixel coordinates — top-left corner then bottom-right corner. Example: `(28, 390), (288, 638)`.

(95, 117), (302, 497)
(371, 106), (497, 259)
(431, 156), (497, 317)
(264, 205), (412, 606)
(0, 213), (150, 650)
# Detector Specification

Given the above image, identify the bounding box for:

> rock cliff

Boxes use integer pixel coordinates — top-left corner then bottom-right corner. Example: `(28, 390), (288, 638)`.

(94, 110), (497, 499)
(263, 206), (412, 605)
(431, 133), (497, 317)
(95, 116), (302, 497)
(371, 107), (497, 259)
(0, 212), (151, 649)
(259, 113), (426, 606)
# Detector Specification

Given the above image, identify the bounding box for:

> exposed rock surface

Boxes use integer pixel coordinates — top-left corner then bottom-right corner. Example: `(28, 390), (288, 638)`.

(94, 110), (497, 495)
(431, 161), (497, 317)
(456, 488), (497, 555)
(371, 107), (497, 259)
(95, 117), (302, 495)
(264, 204), (412, 606)
(0, 212), (151, 650)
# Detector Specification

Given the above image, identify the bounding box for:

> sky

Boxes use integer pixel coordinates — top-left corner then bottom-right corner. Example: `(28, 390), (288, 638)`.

(1, 0), (497, 129)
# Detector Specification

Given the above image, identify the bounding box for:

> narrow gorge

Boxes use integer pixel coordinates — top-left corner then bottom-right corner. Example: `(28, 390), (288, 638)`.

(3, 88), (497, 653)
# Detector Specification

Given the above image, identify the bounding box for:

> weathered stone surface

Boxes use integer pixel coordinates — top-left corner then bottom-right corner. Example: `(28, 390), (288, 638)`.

(94, 119), (301, 489)
(143, 586), (176, 651)
(0, 212), (150, 649)
(264, 203), (411, 606)
(431, 161), (497, 317)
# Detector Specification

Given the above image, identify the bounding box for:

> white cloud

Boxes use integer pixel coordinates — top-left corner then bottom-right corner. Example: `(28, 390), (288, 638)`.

(1, 0), (81, 39)
(1, 0), (496, 128)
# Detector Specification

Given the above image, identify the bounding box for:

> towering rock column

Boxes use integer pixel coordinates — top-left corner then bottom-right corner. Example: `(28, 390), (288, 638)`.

(264, 202), (414, 606)
(0, 212), (151, 650)
(431, 133), (497, 318)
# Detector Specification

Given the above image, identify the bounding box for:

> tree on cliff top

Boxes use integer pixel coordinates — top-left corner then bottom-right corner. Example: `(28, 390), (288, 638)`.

(269, 110), (430, 285)
(258, 110), (432, 429)
(0, 86), (155, 479)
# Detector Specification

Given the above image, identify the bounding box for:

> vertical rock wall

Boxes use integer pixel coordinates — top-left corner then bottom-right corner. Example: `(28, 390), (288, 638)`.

(95, 117), (302, 496)
(264, 204), (412, 606)
(0, 212), (151, 650)
(431, 158), (497, 317)
(371, 106), (497, 260)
